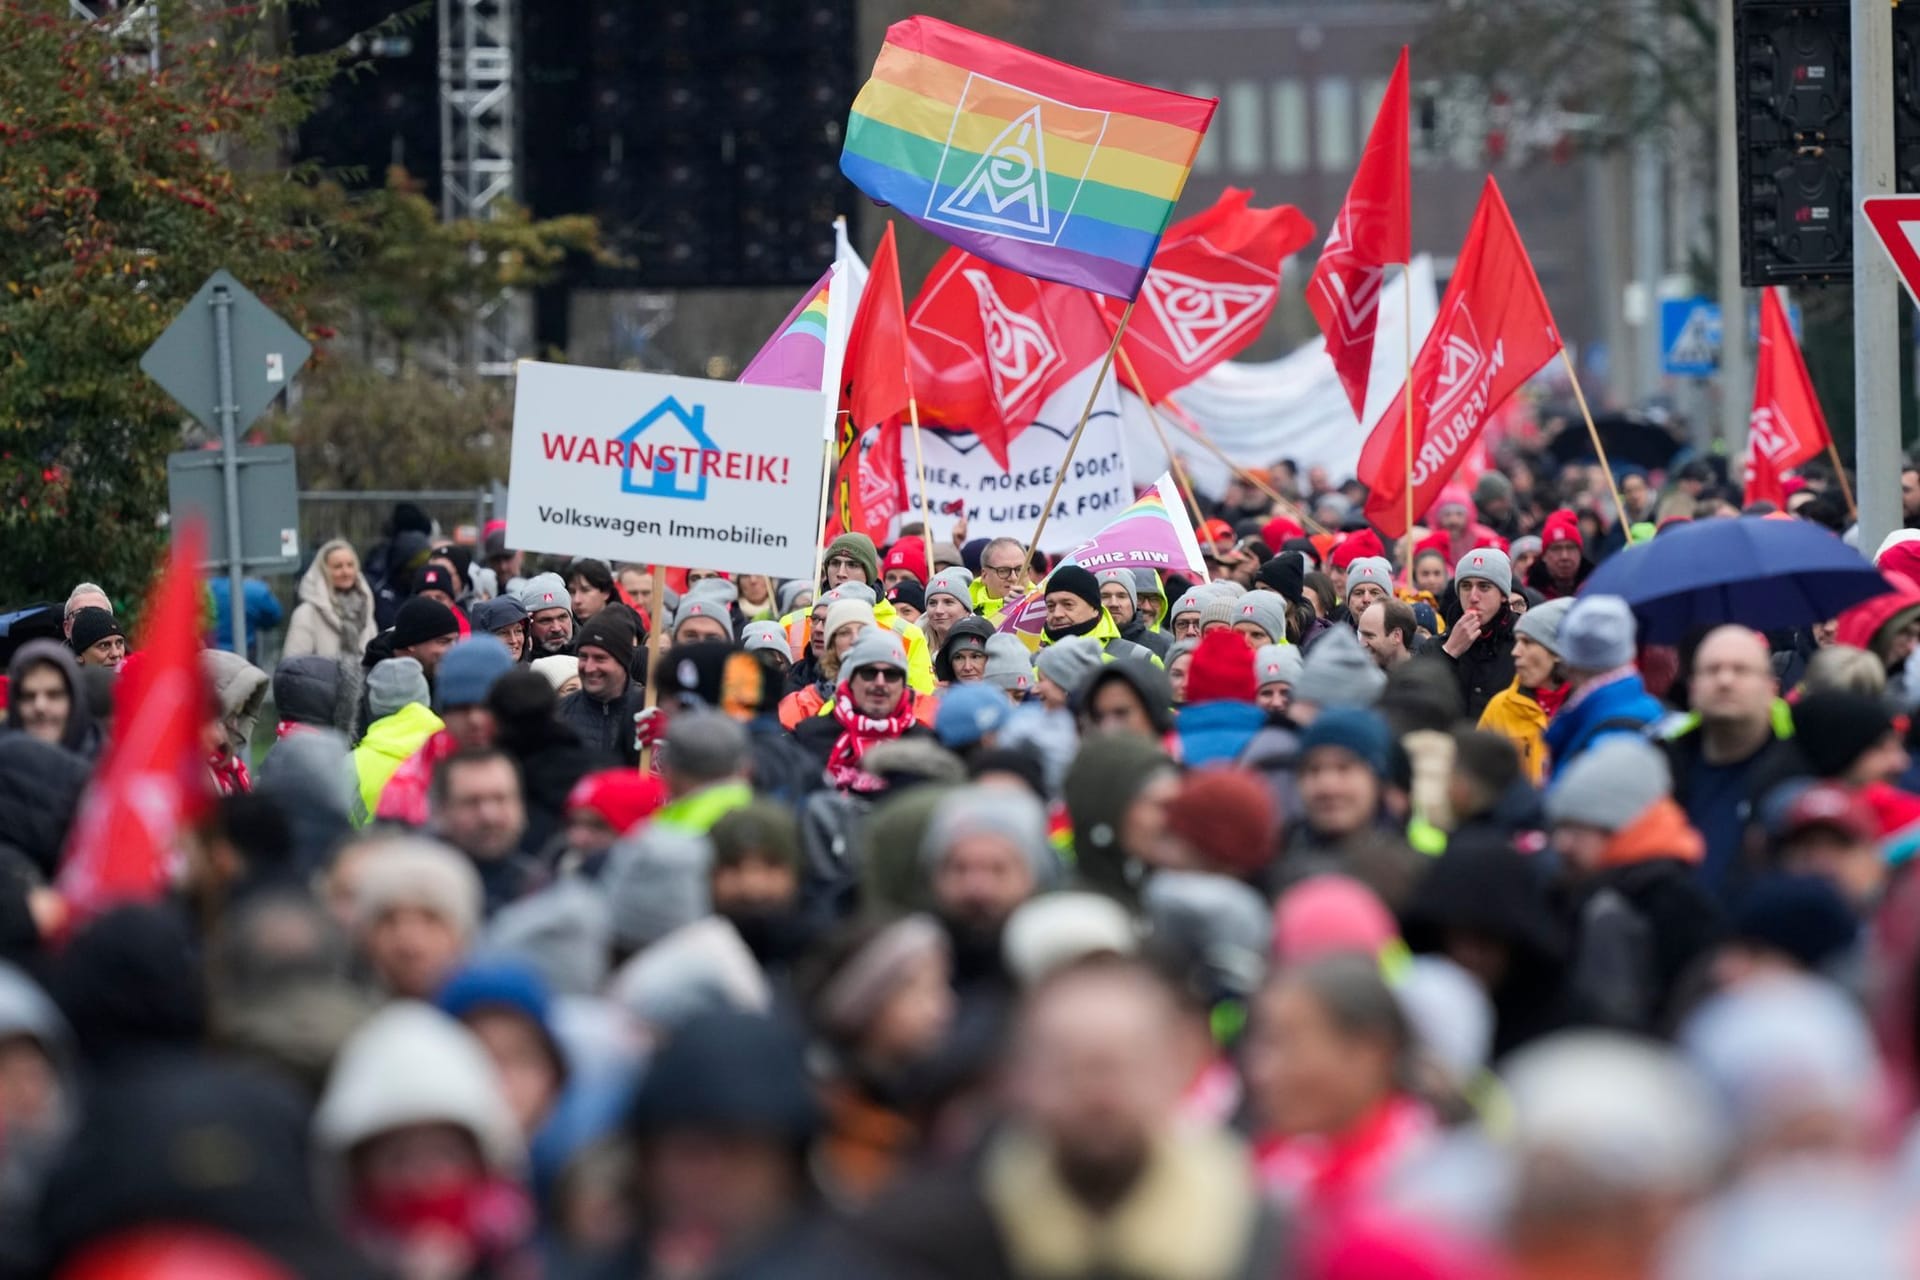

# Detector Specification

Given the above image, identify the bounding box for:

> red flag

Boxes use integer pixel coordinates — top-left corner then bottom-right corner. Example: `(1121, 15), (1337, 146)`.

(908, 247), (1112, 469)
(1308, 48), (1411, 420)
(1110, 189), (1317, 403)
(828, 223), (913, 541)
(1742, 288), (1831, 509)
(59, 523), (214, 925)
(1358, 178), (1563, 537)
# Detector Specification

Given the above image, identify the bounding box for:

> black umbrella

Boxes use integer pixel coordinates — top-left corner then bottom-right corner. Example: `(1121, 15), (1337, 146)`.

(1544, 413), (1685, 472)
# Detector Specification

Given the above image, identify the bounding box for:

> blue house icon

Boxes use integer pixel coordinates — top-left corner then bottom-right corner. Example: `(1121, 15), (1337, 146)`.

(619, 396), (715, 501)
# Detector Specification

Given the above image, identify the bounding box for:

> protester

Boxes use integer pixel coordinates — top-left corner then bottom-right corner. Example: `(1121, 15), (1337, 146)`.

(1542, 594), (1665, 773)
(1437, 548), (1517, 719)
(557, 608), (645, 765)
(1477, 596), (1571, 782)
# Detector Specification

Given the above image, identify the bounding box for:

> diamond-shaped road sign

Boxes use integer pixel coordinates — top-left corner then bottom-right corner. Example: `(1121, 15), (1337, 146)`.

(139, 269), (312, 433)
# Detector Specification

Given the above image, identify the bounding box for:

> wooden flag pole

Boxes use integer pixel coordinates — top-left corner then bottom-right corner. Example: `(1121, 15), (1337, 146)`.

(1825, 440), (1860, 523)
(908, 395), (935, 581)
(1115, 345), (1206, 527)
(1558, 349), (1633, 539)
(1026, 297), (1137, 565)
(811, 417), (843, 589)
(1402, 264), (1418, 589)
(637, 563), (668, 773)
(1158, 399), (1330, 535)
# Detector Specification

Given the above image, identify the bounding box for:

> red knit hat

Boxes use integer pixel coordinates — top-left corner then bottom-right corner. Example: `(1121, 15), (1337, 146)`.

(880, 537), (928, 585)
(565, 769), (667, 835)
(1164, 768), (1278, 875)
(1330, 529), (1386, 569)
(1541, 508), (1582, 550)
(1261, 515), (1304, 550)
(1184, 628), (1258, 704)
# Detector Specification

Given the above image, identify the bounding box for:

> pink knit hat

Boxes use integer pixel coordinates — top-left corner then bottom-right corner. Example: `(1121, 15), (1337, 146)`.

(1272, 874), (1398, 963)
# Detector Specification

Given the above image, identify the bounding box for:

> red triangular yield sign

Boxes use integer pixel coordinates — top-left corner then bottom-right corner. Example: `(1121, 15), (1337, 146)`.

(1862, 195), (1920, 307)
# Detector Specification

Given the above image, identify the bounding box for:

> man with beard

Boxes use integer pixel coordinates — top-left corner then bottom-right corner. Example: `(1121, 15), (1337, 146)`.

(919, 785), (1060, 1002)
(707, 801), (812, 981)
(856, 957), (1283, 1279)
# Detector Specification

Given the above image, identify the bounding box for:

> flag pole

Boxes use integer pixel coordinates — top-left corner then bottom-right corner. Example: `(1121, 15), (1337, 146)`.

(1402, 263), (1417, 588)
(907, 395), (935, 581)
(1557, 349), (1633, 538)
(1115, 345), (1205, 527)
(811, 416), (844, 589)
(1158, 398), (1329, 535)
(638, 563), (667, 773)
(1026, 297), (1137, 565)
(1825, 440), (1860, 523)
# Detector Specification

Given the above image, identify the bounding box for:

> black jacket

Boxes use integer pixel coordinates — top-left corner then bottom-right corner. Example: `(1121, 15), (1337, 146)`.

(1118, 614), (1172, 658)
(1563, 858), (1723, 1035)
(556, 682), (645, 767)
(0, 736), (89, 879)
(1436, 603), (1517, 721)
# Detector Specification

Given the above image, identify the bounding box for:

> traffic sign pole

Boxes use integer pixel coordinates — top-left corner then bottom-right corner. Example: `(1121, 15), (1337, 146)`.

(212, 285), (248, 658)
(1855, 0), (1901, 552)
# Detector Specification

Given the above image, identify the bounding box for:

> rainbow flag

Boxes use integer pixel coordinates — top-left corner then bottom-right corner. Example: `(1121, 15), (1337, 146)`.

(840, 17), (1217, 300)
(738, 268), (835, 391)
(998, 473), (1209, 642)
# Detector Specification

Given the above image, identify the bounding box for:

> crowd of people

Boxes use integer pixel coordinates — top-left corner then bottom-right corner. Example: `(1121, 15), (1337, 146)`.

(0, 443), (1917, 1279)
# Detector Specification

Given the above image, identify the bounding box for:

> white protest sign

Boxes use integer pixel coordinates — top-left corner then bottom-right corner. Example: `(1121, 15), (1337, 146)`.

(903, 361), (1135, 551)
(506, 361), (827, 579)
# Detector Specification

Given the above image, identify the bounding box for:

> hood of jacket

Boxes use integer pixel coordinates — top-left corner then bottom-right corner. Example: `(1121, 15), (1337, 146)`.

(356, 701), (444, 765)
(933, 615), (996, 684)
(1599, 797), (1704, 869)
(1175, 699), (1267, 768)
(1076, 659), (1175, 735)
(271, 655), (342, 730)
(297, 538), (376, 618)
(1836, 575), (1920, 657)
(1543, 668), (1665, 763)
(0, 735), (90, 878)
(5, 640), (95, 755)
(203, 649), (270, 757)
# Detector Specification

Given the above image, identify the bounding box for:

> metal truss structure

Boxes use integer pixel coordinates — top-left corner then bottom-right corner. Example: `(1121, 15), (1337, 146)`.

(439, 0), (522, 377)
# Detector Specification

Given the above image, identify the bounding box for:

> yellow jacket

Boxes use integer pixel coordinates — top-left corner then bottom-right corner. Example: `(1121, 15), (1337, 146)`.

(780, 600), (936, 696)
(970, 576), (1013, 623)
(351, 702), (444, 824)
(1477, 678), (1552, 784)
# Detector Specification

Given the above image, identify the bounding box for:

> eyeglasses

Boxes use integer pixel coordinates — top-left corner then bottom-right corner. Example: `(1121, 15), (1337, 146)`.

(982, 563), (1022, 579)
(854, 666), (905, 685)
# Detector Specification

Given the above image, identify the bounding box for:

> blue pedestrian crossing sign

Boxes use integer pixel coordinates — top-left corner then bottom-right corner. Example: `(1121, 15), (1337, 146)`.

(1661, 299), (1721, 377)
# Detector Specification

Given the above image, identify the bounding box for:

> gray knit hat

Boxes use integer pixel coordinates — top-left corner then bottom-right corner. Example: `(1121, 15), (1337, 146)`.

(1345, 556), (1395, 597)
(1094, 569), (1138, 613)
(740, 620), (789, 657)
(1035, 634), (1106, 699)
(603, 826), (712, 953)
(1558, 594), (1638, 673)
(684, 576), (739, 607)
(672, 595), (736, 643)
(926, 568), (974, 607)
(921, 785), (1059, 886)
(1454, 547), (1513, 595)
(366, 657), (429, 719)
(1510, 535), (1543, 562)
(1199, 597), (1238, 632)
(1132, 568), (1166, 600)
(1254, 643), (1304, 689)
(984, 634), (1035, 696)
(1545, 735), (1669, 832)
(1170, 589), (1209, 624)
(1229, 592), (1290, 644)
(1292, 623), (1386, 709)
(776, 580), (813, 614)
(514, 572), (569, 614)
(1513, 596), (1576, 657)
(819, 581), (877, 607)
(841, 629), (909, 678)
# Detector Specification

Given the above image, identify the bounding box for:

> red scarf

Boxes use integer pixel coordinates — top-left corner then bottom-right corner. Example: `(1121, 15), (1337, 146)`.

(824, 692), (917, 793)
(353, 1177), (535, 1278)
(1532, 681), (1570, 718)
(208, 751), (251, 795)
(1254, 1094), (1435, 1218)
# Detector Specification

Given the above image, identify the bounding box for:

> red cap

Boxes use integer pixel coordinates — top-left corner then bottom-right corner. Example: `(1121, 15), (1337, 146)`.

(1184, 628), (1258, 704)
(566, 769), (667, 834)
(1261, 515), (1304, 549)
(1541, 509), (1583, 550)
(1200, 518), (1236, 548)
(1330, 529), (1386, 569)
(1782, 783), (1878, 843)
(880, 537), (928, 584)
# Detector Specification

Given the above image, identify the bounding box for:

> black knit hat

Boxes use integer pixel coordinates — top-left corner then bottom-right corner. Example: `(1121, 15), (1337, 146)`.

(575, 607), (640, 662)
(1792, 691), (1896, 780)
(67, 607), (123, 656)
(1256, 551), (1305, 606)
(1044, 564), (1102, 612)
(391, 597), (460, 650)
(412, 564), (457, 598)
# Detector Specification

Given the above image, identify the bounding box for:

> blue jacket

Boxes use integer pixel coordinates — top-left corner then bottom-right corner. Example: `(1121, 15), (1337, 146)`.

(207, 577), (284, 659)
(1544, 669), (1665, 776)
(1176, 700), (1267, 768)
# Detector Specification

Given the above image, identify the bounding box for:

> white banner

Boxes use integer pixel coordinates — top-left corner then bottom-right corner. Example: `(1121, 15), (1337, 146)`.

(1123, 256), (1441, 492)
(903, 361), (1135, 552)
(506, 362), (827, 579)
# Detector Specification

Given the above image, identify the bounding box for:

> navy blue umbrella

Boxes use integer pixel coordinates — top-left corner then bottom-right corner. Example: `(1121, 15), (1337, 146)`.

(1579, 517), (1891, 644)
